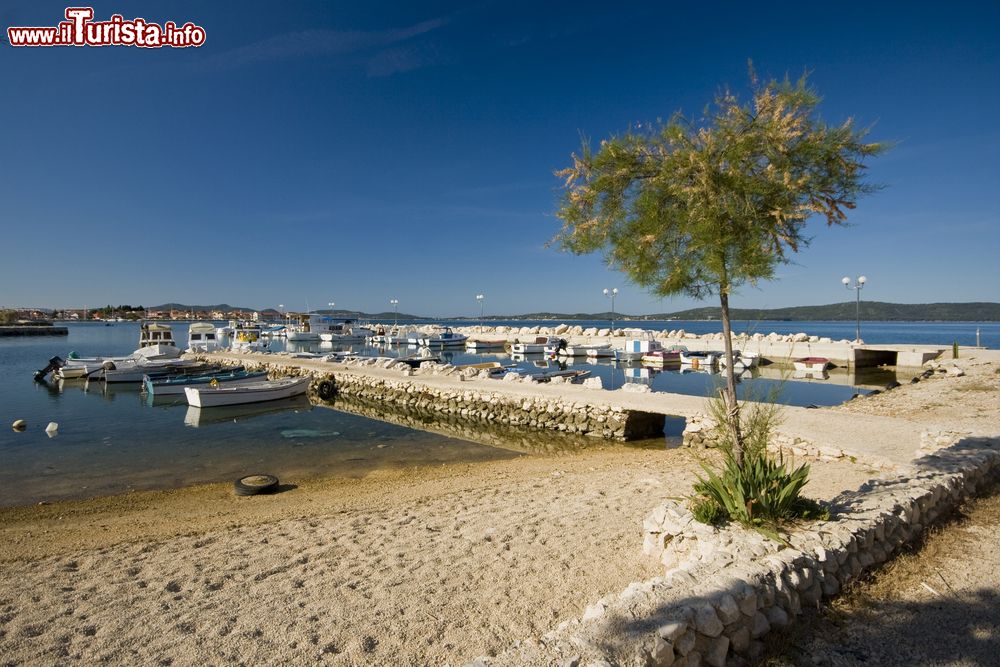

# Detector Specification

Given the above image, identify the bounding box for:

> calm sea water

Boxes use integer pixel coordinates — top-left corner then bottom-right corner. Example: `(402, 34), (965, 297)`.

(1, 320), (991, 507)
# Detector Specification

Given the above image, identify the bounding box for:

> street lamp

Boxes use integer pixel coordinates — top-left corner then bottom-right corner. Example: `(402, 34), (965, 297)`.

(390, 299), (399, 327)
(475, 294), (485, 332)
(603, 288), (618, 333)
(841, 276), (867, 342)
(278, 304), (284, 326)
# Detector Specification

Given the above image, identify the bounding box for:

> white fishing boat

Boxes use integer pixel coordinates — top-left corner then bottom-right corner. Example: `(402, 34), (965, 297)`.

(187, 322), (222, 353)
(184, 376), (310, 407)
(230, 323), (269, 352)
(793, 357), (831, 372)
(419, 327), (468, 347)
(135, 322), (183, 359)
(511, 336), (564, 354)
(616, 335), (664, 361)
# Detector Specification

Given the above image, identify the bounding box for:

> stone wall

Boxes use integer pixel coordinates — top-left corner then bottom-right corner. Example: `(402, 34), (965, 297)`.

(470, 436), (1000, 666)
(201, 354), (666, 441)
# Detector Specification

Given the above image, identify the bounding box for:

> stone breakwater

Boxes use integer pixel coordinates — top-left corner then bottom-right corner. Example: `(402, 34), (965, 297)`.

(321, 371), (665, 441)
(200, 353), (666, 441)
(456, 324), (847, 347)
(469, 436), (1000, 667)
(321, 392), (607, 455)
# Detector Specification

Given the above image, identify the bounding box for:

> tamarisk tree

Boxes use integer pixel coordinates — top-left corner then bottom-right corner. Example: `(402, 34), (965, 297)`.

(553, 73), (885, 466)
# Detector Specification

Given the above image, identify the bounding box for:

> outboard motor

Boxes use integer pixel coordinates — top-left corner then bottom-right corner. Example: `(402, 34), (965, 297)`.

(33, 356), (65, 382)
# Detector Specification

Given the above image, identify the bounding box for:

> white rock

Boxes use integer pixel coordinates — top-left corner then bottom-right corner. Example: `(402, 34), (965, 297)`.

(582, 377), (603, 390)
(715, 594), (741, 624)
(703, 635), (729, 667)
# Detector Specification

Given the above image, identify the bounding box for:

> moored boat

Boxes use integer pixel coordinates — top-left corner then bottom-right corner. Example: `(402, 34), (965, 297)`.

(641, 348), (684, 367)
(793, 356), (830, 372)
(184, 376), (310, 407)
(136, 322), (183, 359)
(419, 327), (468, 347)
(719, 350), (761, 371)
(187, 322), (222, 353)
(465, 338), (508, 351)
(143, 368), (268, 396)
(511, 336), (564, 354)
(679, 350), (720, 368)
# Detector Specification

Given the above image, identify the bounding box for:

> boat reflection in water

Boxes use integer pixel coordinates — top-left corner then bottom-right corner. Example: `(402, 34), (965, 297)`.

(183, 395), (313, 427)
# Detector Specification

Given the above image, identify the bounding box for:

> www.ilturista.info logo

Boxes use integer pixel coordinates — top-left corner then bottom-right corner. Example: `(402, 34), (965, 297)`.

(7, 7), (206, 48)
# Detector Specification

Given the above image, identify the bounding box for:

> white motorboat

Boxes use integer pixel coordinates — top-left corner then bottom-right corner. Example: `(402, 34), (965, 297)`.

(419, 327), (468, 347)
(511, 336), (564, 354)
(719, 351), (761, 371)
(465, 338), (508, 351)
(576, 344), (615, 358)
(184, 376), (310, 407)
(679, 350), (720, 368)
(187, 322), (222, 353)
(793, 357), (830, 372)
(318, 319), (375, 343)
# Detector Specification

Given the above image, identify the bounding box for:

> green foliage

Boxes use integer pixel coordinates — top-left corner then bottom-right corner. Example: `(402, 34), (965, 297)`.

(691, 496), (727, 526)
(553, 67), (887, 467)
(690, 392), (829, 535)
(553, 69), (887, 302)
(953, 341), (959, 359)
(0, 310), (17, 325)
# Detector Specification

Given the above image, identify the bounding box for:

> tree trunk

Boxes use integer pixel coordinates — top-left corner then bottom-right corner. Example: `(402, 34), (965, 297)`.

(719, 291), (745, 467)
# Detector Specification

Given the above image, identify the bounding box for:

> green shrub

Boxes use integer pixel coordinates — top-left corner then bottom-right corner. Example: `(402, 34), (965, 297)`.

(690, 390), (829, 537)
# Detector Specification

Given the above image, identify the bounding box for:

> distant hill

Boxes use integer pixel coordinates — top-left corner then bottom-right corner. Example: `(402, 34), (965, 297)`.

(144, 301), (1000, 322)
(472, 302), (1000, 322)
(651, 301), (1000, 322)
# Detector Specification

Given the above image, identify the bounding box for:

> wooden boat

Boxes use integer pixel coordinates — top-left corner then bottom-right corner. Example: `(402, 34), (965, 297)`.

(143, 368), (268, 396)
(793, 357), (830, 372)
(184, 376), (310, 408)
(511, 336), (563, 354)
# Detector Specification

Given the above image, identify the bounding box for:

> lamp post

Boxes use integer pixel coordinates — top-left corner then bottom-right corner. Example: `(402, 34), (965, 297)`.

(603, 288), (618, 333)
(278, 304), (284, 326)
(475, 294), (485, 332)
(841, 276), (867, 342)
(390, 299), (399, 327)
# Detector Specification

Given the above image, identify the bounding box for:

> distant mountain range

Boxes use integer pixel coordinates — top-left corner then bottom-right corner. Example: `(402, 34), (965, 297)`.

(148, 301), (1000, 322)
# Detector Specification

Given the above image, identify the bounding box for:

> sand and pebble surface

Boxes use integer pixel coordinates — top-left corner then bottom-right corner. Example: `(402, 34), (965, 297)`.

(1, 352), (997, 666)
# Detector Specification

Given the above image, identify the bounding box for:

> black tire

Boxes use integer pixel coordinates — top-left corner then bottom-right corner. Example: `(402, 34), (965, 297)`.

(317, 380), (335, 400)
(234, 474), (279, 496)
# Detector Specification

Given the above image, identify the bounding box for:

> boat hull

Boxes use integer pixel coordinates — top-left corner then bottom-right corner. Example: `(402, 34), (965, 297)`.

(184, 377), (310, 407)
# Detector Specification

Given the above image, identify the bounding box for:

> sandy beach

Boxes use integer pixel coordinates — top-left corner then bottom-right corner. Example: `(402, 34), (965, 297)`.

(0, 444), (869, 666)
(2, 351), (997, 665)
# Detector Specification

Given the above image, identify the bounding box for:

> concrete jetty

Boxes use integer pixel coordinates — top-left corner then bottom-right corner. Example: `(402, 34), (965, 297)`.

(202, 350), (935, 468)
(0, 325), (68, 337)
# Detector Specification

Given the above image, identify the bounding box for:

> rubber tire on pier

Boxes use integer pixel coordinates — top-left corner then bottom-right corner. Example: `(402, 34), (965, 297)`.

(234, 474), (279, 497)
(317, 380), (336, 400)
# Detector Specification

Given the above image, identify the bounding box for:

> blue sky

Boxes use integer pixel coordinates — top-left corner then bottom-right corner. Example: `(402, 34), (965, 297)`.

(1, 1), (997, 316)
